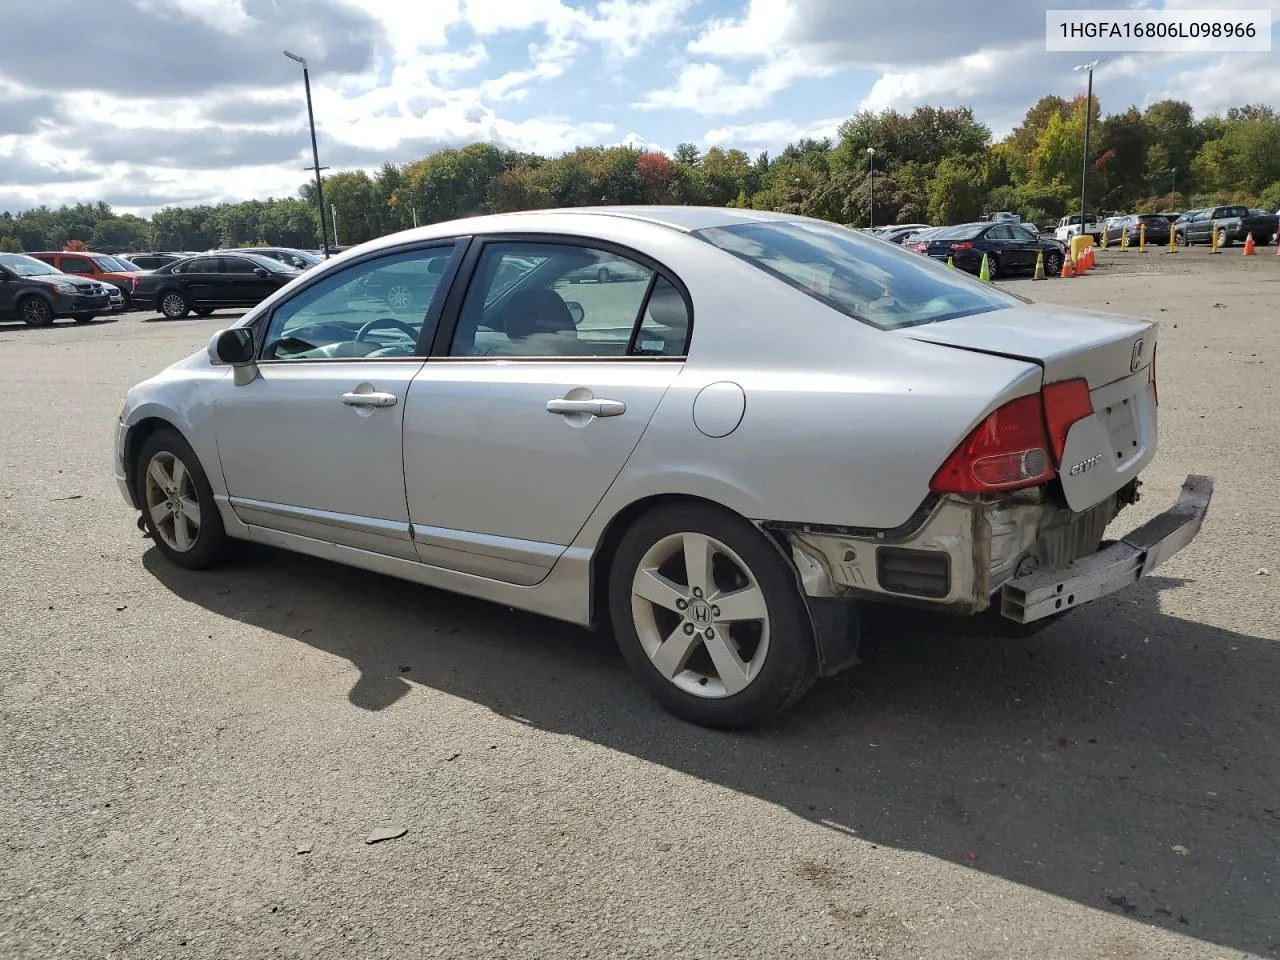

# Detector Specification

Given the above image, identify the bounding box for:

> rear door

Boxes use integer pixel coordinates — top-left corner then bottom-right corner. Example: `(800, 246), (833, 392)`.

(402, 237), (690, 584)
(221, 256), (275, 304)
(984, 225), (1024, 270)
(181, 257), (224, 303)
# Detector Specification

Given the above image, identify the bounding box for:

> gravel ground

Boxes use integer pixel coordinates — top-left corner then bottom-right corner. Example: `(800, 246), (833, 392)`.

(2, 252), (1278, 960)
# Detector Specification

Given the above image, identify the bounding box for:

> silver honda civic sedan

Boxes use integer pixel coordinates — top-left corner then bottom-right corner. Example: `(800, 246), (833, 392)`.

(115, 207), (1212, 728)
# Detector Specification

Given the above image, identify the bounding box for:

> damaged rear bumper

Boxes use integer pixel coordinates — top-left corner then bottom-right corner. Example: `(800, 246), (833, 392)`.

(1000, 474), (1213, 623)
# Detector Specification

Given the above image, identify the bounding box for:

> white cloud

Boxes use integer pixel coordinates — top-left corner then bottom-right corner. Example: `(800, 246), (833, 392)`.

(688, 0), (793, 58)
(703, 116), (842, 152)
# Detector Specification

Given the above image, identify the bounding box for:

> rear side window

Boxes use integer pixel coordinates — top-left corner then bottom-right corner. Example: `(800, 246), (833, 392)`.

(450, 241), (685, 359)
(60, 256), (94, 273)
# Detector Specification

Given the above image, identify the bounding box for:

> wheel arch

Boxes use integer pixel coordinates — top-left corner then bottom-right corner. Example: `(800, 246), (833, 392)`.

(123, 416), (187, 503)
(16, 289), (55, 315)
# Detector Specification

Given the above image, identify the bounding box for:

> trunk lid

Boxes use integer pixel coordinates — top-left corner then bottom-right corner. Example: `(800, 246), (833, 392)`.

(898, 304), (1158, 512)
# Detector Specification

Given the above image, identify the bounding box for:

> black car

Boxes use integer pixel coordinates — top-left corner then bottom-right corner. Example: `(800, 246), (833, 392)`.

(914, 222), (1066, 279)
(133, 253), (301, 318)
(1102, 213), (1171, 247)
(220, 247), (322, 271)
(122, 252), (187, 270)
(0, 252), (112, 326)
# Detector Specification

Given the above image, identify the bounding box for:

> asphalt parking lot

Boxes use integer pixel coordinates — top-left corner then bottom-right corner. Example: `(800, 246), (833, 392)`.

(2, 248), (1278, 959)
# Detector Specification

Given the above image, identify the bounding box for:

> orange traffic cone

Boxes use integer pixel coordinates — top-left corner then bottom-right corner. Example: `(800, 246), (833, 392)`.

(1081, 247), (1092, 272)
(1244, 231), (1256, 256)
(1060, 255), (1074, 279)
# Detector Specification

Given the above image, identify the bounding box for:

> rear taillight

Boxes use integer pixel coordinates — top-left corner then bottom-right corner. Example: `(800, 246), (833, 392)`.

(911, 242), (927, 253)
(930, 393), (1054, 494)
(949, 241), (974, 251)
(1041, 378), (1092, 464)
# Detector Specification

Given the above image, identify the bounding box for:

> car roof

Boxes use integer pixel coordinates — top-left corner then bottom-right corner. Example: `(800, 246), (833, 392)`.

(343, 206), (815, 256)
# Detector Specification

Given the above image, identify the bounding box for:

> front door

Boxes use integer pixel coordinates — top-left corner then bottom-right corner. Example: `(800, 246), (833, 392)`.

(220, 256), (277, 305)
(213, 241), (462, 559)
(403, 238), (692, 584)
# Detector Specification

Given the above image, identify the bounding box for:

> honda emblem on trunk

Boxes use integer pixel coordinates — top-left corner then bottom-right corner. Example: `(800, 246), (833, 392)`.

(1130, 338), (1145, 372)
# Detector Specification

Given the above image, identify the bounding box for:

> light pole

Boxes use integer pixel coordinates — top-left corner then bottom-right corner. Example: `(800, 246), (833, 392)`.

(866, 147), (876, 230)
(1073, 60), (1099, 241)
(284, 49), (330, 258)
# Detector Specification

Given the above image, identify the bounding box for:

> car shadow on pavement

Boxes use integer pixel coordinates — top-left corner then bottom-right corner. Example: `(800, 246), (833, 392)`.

(144, 544), (1280, 958)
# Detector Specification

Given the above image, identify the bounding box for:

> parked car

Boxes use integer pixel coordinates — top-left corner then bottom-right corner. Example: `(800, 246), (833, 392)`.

(28, 250), (150, 308)
(0, 252), (112, 326)
(914, 221), (1067, 278)
(1174, 205), (1278, 246)
(1102, 214), (1171, 247)
(563, 253), (651, 283)
(1054, 213), (1103, 243)
(876, 224), (934, 245)
(113, 207), (1212, 728)
(122, 252), (187, 270)
(219, 247), (322, 271)
(105, 284), (126, 313)
(132, 252), (301, 318)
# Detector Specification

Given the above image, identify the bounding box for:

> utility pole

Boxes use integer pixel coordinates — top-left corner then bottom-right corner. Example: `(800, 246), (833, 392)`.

(284, 50), (330, 258)
(1073, 60), (1100, 239)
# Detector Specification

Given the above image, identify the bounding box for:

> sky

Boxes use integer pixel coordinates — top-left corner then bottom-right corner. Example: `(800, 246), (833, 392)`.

(0, 0), (1276, 215)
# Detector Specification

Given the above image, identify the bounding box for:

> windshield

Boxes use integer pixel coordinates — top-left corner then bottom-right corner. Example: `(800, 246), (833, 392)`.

(0, 253), (60, 277)
(94, 255), (131, 271)
(694, 218), (1022, 331)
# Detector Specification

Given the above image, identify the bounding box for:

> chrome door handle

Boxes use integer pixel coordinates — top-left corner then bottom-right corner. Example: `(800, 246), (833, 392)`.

(342, 391), (398, 408)
(546, 398), (626, 417)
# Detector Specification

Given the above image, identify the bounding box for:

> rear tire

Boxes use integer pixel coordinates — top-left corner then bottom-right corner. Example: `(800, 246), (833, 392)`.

(159, 290), (190, 319)
(135, 427), (231, 570)
(985, 253), (1000, 279)
(1217, 228), (1230, 248)
(1045, 251), (1063, 277)
(608, 503), (818, 729)
(18, 296), (53, 327)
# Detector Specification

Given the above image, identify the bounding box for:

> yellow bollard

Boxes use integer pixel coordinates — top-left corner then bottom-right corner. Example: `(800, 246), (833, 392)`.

(1210, 219), (1219, 254)
(1121, 229), (1129, 251)
(1169, 227), (1176, 252)
(1101, 229), (1109, 249)
(1139, 223), (1147, 253)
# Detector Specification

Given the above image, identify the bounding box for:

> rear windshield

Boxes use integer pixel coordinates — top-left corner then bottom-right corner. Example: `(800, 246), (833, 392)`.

(1220, 206), (1249, 218)
(693, 218), (1021, 331)
(930, 224), (985, 241)
(1136, 215), (1167, 224)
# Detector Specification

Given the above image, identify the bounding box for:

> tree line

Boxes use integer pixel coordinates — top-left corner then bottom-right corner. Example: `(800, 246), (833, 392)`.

(3, 94), (1279, 255)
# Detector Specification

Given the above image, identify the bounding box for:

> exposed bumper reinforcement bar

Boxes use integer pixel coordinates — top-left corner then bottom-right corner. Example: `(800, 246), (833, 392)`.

(1001, 475), (1213, 624)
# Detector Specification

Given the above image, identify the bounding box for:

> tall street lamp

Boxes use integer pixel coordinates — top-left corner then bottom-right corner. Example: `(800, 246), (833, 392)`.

(866, 147), (876, 230)
(284, 49), (330, 259)
(1073, 60), (1100, 242)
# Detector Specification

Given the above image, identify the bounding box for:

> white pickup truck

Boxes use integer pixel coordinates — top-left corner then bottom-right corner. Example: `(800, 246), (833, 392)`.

(1055, 214), (1103, 243)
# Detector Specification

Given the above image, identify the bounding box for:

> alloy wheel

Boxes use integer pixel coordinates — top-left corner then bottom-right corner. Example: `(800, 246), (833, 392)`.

(21, 298), (52, 326)
(143, 451), (201, 552)
(630, 531), (770, 698)
(161, 293), (187, 318)
(386, 285), (412, 311)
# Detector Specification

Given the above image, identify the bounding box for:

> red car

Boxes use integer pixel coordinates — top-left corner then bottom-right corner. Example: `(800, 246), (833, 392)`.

(28, 251), (150, 309)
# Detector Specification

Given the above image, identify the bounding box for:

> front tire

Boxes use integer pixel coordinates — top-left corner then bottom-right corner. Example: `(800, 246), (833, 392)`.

(18, 296), (53, 327)
(135, 428), (231, 570)
(608, 503), (818, 729)
(74, 314), (96, 324)
(194, 307), (215, 317)
(159, 290), (190, 319)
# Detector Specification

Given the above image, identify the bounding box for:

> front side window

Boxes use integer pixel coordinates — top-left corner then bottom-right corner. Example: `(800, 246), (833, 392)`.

(261, 244), (456, 361)
(695, 218), (1022, 330)
(223, 257), (259, 274)
(450, 242), (671, 358)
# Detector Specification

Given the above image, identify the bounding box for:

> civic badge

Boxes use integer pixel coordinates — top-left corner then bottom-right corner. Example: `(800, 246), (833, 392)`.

(1130, 338), (1145, 372)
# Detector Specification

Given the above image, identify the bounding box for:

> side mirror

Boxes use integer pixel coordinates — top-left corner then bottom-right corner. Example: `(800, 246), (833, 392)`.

(564, 301), (585, 325)
(254, 267), (269, 277)
(207, 327), (255, 365)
